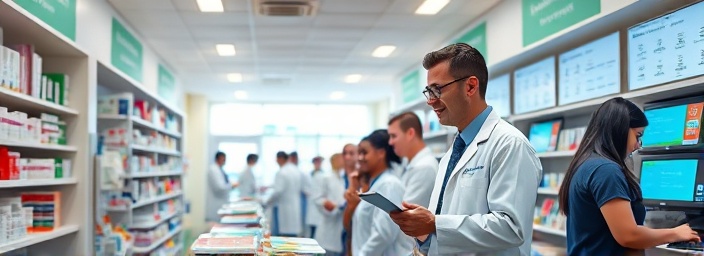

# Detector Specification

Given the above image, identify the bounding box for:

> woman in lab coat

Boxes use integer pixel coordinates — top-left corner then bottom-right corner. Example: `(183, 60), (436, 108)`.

(349, 129), (412, 256)
(558, 98), (700, 255)
(314, 154), (346, 255)
(264, 151), (303, 237)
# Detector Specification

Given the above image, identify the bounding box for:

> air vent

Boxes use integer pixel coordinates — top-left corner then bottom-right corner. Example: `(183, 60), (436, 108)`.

(254, 0), (319, 17)
(260, 74), (292, 86)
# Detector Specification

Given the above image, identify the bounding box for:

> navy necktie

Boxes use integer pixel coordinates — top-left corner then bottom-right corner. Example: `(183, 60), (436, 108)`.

(219, 166), (230, 184)
(435, 135), (467, 214)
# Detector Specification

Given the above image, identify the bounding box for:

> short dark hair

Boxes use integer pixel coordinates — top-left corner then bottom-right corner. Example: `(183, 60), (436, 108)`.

(312, 156), (323, 163)
(289, 151), (298, 159)
(246, 154), (258, 163)
(422, 43), (488, 99)
(215, 151), (226, 161)
(276, 151), (288, 160)
(389, 112), (423, 139)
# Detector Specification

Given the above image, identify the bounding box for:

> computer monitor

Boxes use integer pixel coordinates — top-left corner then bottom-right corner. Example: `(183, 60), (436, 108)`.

(640, 154), (704, 210)
(640, 96), (704, 153)
(528, 119), (562, 153)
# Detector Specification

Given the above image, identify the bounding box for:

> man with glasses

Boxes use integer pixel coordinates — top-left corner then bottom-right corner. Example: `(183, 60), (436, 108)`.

(390, 43), (542, 256)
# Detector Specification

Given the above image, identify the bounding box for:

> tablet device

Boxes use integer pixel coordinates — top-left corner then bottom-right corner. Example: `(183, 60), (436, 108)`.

(359, 191), (403, 213)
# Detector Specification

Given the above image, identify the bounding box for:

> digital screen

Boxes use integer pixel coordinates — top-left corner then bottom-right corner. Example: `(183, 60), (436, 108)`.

(642, 102), (704, 147)
(641, 159), (701, 202)
(528, 120), (561, 153)
(559, 32), (621, 105)
(513, 57), (556, 114)
(486, 74), (510, 118)
(628, 1), (704, 90)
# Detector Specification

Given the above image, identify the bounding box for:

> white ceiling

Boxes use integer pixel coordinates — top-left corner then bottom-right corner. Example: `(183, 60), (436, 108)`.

(108, 0), (501, 104)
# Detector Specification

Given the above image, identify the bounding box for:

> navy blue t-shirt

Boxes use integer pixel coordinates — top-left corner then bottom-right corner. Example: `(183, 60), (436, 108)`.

(566, 155), (646, 256)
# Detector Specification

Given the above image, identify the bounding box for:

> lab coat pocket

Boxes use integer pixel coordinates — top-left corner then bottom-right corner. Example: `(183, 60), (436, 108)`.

(459, 168), (488, 189)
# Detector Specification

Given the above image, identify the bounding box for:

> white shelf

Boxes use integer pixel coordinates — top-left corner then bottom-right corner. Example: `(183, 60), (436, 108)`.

(132, 144), (181, 156)
(536, 151), (576, 158)
(0, 225), (80, 254)
(0, 0), (88, 57)
(0, 140), (77, 152)
(423, 130), (449, 140)
(132, 192), (183, 209)
(0, 178), (77, 188)
(131, 227), (182, 254)
(537, 188), (559, 195)
(125, 171), (183, 179)
(130, 211), (180, 230)
(132, 118), (182, 138)
(97, 114), (128, 120)
(533, 224), (566, 237)
(97, 62), (184, 117)
(0, 88), (79, 116)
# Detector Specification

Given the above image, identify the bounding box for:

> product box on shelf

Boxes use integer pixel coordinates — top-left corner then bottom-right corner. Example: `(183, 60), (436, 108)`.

(42, 73), (69, 106)
(98, 93), (131, 115)
(1, 46), (21, 91)
(21, 191), (61, 232)
(0, 196), (28, 242)
(9, 44), (35, 95)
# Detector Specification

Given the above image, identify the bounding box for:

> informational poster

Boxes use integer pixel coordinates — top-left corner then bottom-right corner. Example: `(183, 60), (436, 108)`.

(111, 18), (143, 82)
(401, 69), (422, 104)
(158, 64), (176, 104)
(486, 74), (510, 117)
(513, 57), (556, 114)
(15, 0), (77, 40)
(628, 1), (704, 90)
(456, 22), (488, 62)
(558, 32), (620, 105)
(522, 0), (600, 46)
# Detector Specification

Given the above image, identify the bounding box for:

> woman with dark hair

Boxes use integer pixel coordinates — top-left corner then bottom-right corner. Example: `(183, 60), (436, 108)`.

(559, 97), (700, 255)
(346, 129), (412, 255)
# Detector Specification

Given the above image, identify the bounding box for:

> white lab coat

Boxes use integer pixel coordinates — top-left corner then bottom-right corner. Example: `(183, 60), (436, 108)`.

(206, 163), (231, 222)
(305, 170), (325, 227)
(313, 170), (346, 253)
(352, 171), (413, 256)
(238, 166), (257, 198)
(264, 163), (303, 235)
(402, 147), (439, 208)
(424, 110), (542, 256)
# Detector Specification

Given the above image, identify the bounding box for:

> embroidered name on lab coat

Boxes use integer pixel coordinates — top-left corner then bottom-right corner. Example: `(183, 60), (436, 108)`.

(462, 166), (484, 175)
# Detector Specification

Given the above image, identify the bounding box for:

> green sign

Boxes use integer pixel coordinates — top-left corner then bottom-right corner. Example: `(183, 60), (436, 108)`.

(111, 18), (143, 82)
(456, 22), (488, 62)
(522, 0), (600, 46)
(15, 0), (76, 40)
(401, 70), (422, 104)
(158, 64), (176, 103)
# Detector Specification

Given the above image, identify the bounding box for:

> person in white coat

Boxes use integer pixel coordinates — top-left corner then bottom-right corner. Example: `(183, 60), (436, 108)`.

(348, 129), (413, 256)
(390, 43), (542, 256)
(238, 154), (258, 199)
(388, 112), (439, 208)
(264, 151), (303, 237)
(305, 156), (325, 238)
(314, 153), (346, 256)
(206, 152), (238, 223)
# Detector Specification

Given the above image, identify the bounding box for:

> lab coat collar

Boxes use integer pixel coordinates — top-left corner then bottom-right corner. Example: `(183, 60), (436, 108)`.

(447, 110), (501, 180)
(407, 147), (432, 170)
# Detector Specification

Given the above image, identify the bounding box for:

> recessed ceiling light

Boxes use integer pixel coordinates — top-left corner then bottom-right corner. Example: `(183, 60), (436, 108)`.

(196, 0), (224, 12)
(329, 91), (346, 100)
(216, 44), (236, 56)
(234, 90), (248, 100)
(415, 0), (450, 15)
(227, 73), (243, 83)
(345, 74), (362, 83)
(372, 45), (396, 58)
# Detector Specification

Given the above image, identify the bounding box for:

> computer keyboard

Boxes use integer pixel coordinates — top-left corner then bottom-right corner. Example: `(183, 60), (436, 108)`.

(667, 241), (704, 251)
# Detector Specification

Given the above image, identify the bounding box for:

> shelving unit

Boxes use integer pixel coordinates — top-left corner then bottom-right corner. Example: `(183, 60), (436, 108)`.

(95, 61), (185, 256)
(537, 188), (559, 195)
(533, 224), (566, 237)
(0, 0), (92, 254)
(536, 151), (576, 158)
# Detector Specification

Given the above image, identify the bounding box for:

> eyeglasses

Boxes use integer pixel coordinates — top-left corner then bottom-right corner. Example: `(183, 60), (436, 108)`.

(422, 76), (470, 100)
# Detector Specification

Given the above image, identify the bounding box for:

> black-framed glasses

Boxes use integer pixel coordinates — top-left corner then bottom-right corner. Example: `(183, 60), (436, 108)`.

(422, 76), (470, 100)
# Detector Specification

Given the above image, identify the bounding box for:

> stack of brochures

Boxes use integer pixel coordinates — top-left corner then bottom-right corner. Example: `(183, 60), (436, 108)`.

(190, 233), (258, 255)
(261, 236), (326, 255)
(210, 223), (262, 237)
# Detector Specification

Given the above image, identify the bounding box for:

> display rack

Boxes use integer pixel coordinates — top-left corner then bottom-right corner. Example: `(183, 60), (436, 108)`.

(0, 0), (92, 254)
(95, 61), (185, 256)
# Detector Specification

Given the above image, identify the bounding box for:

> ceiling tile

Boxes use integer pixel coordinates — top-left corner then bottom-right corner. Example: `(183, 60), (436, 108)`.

(313, 14), (379, 28)
(318, 0), (391, 14)
(180, 12), (252, 26)
(109, 0), (176, 11)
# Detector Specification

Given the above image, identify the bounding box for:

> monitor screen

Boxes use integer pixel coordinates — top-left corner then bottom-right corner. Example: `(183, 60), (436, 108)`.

(627, 1), (704, 91)
(528, 119), (562, 153)
(642, 98), (704, 149)
(558, 32), (620, 105)
(486, 74), (510, 118)
(640, 155), (704, 208)
(513, 57), (556, 114)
